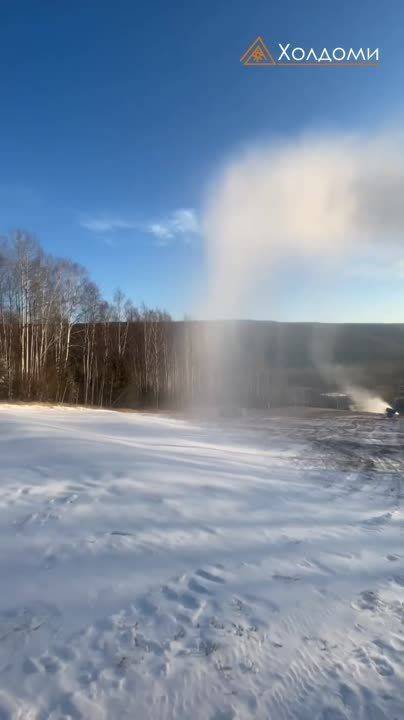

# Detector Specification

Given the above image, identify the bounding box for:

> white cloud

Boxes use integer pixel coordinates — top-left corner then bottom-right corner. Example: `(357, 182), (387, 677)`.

(147, 223), (174, 242)
(171, 209), (200, 235)
(80, 217), (137, 233)
(147, 209), (200, 244)
(81, 208), (199, 246)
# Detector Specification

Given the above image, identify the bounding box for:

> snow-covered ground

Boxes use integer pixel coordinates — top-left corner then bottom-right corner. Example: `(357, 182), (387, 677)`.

(0, 405), (403, 720)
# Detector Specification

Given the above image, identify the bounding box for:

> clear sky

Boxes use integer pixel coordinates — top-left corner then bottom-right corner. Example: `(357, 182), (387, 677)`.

(0, 0), (403, 321)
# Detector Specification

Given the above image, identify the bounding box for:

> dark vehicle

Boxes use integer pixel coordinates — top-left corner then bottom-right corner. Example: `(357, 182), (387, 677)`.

(386, 397), (404, 417)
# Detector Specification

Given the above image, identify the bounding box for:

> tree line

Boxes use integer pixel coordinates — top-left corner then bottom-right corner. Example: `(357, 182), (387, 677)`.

(0, 232), (400, 409)
(0, 232), (284, 409)
(0, 232), (180, 407)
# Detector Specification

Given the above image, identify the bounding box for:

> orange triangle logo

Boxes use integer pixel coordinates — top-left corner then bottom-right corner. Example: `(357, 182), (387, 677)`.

(240, 36), (276, 66)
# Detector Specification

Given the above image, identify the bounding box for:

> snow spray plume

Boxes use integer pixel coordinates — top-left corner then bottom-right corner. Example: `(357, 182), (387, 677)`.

(202, 130), (404, 410)
(310, 327), (389, 413)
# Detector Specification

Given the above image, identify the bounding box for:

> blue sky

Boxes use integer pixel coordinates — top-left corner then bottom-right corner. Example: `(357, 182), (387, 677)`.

(0, 0), (403, 320)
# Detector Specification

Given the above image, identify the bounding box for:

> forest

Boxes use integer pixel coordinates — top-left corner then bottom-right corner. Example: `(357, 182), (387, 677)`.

(1, 232), (403, 409)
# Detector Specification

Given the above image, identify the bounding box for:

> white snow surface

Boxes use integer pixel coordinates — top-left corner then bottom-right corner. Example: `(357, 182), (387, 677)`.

(0, 404), (403, 720)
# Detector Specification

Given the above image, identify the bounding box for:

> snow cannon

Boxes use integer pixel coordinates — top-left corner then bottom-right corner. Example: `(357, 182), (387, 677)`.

(386, 396), (404, 417)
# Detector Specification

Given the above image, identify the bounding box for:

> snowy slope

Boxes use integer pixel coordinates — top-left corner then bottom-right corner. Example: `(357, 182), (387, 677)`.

(0, 405), (403, 719)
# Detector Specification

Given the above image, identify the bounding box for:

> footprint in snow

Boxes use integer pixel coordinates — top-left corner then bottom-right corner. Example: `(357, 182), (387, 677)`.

(188, 578), (212, 595)
(363, 512), (393, 531)
(272, 573), (301, 582)
(338, 683), (361, 714)
(179, 592), (200, 611)
(196, 569), (226, 584)
(22, 658), (39, 675)
(352, 590), (386, 614)
(39, 655), (60, 674)
(371, 655), (395, 677)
